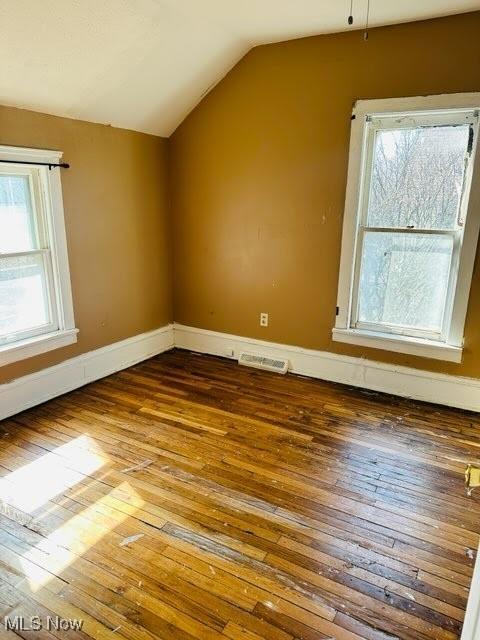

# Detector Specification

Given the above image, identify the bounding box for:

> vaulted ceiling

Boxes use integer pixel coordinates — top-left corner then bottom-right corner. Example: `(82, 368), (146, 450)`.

(1, 1), (479, 137)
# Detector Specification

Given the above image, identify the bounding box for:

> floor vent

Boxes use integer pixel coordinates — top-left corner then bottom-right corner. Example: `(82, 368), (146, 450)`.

(238, 352), (288, 374)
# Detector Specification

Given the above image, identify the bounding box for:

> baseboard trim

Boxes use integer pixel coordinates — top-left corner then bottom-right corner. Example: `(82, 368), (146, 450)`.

(174, 323), (480, 412)
(0, 324), (174, 421)
(2, 321), (479, 420)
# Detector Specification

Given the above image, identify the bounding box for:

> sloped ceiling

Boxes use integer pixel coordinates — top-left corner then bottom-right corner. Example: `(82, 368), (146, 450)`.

(1, 0), (479, 137)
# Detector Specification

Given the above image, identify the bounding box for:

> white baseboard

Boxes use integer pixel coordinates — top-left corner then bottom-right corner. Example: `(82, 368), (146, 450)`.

(174, 323), (480, 412)
(2, 321), (479, 421)
(0, 324), (174, 421)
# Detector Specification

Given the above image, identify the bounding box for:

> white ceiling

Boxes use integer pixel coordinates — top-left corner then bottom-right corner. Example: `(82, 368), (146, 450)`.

(1, 1), (479, 137)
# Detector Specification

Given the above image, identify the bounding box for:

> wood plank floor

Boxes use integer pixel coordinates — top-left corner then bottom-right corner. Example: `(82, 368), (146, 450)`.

(0, 349), (479, 640)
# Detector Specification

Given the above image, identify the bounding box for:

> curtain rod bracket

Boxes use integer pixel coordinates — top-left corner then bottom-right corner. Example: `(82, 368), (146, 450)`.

(49, 162), (70, 170)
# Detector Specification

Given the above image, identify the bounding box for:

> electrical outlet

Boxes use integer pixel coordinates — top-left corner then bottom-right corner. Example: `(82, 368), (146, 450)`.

(260, 312), (269, 327)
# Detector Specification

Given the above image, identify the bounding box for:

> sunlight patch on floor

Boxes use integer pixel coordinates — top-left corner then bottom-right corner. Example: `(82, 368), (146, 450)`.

(0, 435), (106, 513)
(20, 481), (143, 591)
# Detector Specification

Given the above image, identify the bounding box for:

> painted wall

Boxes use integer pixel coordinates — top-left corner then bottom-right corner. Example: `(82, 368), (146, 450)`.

(0, 105), (172, 383)
(170, 11), (480, 378)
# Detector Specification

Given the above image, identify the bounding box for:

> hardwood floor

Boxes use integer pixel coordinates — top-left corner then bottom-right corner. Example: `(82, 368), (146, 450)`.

(0, 349), (479, 640)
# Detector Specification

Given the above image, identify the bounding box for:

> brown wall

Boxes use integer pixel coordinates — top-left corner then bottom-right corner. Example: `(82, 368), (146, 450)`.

(170, 11), (480, 378)
(0, 105), (172, 383)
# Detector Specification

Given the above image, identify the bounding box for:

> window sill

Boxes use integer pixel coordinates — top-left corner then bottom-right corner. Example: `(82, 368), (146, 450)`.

(332, 327), (462, 363)
(0, 329), (78, 367)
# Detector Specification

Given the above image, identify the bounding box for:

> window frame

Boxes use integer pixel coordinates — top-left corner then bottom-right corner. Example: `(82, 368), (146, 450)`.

(333, 94), (480, 363)
(0, 145), (77, 366)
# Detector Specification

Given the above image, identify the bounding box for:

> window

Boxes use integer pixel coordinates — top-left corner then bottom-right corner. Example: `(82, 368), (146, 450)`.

(334, 95), (480, 362)
(0, 146), (77, 365)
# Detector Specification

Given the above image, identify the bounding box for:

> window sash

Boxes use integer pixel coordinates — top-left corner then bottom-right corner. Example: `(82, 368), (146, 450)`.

(350, 227), (461, 341)
(359, 116), (474, 233)
(0, 164), (49, 252)
(0, 248), (59, 346)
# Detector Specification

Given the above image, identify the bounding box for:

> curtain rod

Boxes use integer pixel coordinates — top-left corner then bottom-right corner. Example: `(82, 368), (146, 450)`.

(0, 159), (70, 170)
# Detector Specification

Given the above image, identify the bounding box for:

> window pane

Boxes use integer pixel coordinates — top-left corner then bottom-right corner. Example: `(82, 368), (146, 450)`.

(0, 255), (51, 338)
(358, 232), (452, 332)
(367, 125), (470, 230)
(0, 174), (38, 252)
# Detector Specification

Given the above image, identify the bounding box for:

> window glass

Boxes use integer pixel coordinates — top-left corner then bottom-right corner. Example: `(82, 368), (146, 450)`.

(358, 232), (453, 332)
(367, 125), (470, 230)
(0, 174), (38, 252)
(0, 254), (50, 339)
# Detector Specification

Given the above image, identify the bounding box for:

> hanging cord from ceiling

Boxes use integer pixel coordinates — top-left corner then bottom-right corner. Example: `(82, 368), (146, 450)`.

(364, 0), (370, 40)
(347, 0), (371, 40)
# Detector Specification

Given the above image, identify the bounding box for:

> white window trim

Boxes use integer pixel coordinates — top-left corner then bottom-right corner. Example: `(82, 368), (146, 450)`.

(0, 145), (78, 366)
(333, 93), (480, 363)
